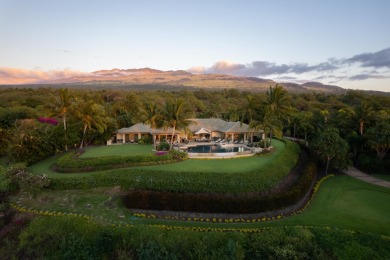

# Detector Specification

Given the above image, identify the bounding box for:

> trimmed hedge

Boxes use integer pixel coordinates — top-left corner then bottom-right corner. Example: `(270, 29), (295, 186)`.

(54, 150), (188, 173)
(122, 162), (317, 214)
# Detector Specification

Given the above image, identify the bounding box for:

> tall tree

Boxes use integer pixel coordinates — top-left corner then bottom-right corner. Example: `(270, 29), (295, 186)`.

(121, 92), (141, 121)
(250, 110), (282, 149)
(296, 111), (314, 146)
(266, 85), (292, 119)
(320, 110), (329, 124)
(139, 102), (163, 149)
(240, 94), (259, 143)
(265, 85), (292, 145)
(72, 100), (109, 149)
(45, 88), (73, 151)
(354, 102), (375, 135)
(311, 127), (349, 175)
(365, 118), (390, 160)
(162, 99), (194, 150)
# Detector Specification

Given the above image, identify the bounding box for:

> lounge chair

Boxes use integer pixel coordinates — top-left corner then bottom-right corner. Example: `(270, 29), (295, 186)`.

(220, 139), (225, 143)
(215, 138), (221, 143)
(234, 140), (238, 144)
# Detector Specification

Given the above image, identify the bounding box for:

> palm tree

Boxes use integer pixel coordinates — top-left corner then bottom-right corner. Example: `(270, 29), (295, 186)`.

(240, 94), (258, 143)
(122, 93), (141, 120)
(139, 102), (163, 149)
(45, 88), (73, 151)
(265, 85), (292, 146)
(162, 99), (194, 150)
(337, 102), (374, 136)
(355, 102), (374, 135)
(250, 110), (282, 149)
(320, 110), (329, 124)
(266, 85), (292, 119)
(297, 111), (313, 146)
(72, 100), (109, 149)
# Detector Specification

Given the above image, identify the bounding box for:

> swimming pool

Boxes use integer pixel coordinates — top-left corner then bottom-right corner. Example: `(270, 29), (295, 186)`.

(187, 144), (250, 153)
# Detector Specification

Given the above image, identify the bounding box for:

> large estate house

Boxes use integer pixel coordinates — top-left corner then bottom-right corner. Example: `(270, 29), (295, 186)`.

(114, 118), (262, 144)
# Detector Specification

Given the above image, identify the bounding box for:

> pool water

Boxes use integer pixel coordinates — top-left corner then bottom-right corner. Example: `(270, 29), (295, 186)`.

(187, 144), (249, 153)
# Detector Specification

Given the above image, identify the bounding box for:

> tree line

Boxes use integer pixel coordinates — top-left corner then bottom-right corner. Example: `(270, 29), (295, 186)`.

(0, 86), (389, 173)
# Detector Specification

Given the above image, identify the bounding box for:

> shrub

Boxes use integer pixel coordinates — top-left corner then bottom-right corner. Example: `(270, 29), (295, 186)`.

(5, 164), (50, 198)
(157, 142), (170, 151)
(123, 162), (316, 214)
(14, 216), (390, 259)
(138, 136), (152, 144)
(54, 150), (188, 173)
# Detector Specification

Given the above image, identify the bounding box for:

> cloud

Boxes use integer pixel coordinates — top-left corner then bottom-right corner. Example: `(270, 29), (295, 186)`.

(189, 60), (338, 77)
(187, 66), (207, 74)
(0, 67), (89, 84)
(272, 76), (297, 81)
(187, 47), (390, 87)
(349, 74), (389, 81)
(345, 47), (390, 68)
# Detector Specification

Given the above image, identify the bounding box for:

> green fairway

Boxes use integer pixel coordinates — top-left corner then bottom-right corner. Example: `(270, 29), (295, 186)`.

(79, 144), (154, 158)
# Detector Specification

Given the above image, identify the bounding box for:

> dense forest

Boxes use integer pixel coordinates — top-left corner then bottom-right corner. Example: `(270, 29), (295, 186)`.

(0, 86), (389, 174)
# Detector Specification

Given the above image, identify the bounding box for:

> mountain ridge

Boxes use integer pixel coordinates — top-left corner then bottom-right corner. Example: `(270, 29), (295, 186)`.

(0, 67), (373, 94)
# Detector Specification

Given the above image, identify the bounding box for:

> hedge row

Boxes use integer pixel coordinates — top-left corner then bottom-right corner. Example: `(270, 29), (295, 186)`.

(122, 162), (317, 214)
(54, 150), (188, 173)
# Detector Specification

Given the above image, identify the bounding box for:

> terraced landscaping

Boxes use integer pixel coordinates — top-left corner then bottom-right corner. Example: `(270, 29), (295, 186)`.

(5, 138), (390, 258)
(10, 175), (390, 236)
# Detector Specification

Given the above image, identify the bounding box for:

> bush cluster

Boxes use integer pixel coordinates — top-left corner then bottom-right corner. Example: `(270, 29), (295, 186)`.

(5, 164), (50, 198)
(157, 142), (170, 151)
(123, 162), (316, 214)
(9, 216), (389, 259)
(54, 150), (188, 173)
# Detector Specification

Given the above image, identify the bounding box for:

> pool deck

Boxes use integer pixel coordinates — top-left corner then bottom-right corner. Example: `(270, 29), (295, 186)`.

(178, 141), (256, 159)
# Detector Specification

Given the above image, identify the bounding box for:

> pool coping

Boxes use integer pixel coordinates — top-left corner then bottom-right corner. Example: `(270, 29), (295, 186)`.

(178, 142), (255, 159)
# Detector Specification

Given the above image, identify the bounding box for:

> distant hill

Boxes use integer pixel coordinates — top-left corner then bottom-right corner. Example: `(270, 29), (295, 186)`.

(0, 67), (355, 93)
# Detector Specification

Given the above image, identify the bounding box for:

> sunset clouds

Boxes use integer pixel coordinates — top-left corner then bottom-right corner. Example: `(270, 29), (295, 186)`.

(188, 48), (390, 87)
(0, 68), (89, 84)
(1, 47), (389, 89)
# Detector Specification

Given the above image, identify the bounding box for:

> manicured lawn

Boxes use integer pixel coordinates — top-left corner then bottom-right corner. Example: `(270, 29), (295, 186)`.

(29, 139), (285, 177)
(262, 175), (390, 235)
(133, 176), (390, 235)
(12, 175), (390, 235)
(133, 139), (285, 173)
(79, 144), (154, 158)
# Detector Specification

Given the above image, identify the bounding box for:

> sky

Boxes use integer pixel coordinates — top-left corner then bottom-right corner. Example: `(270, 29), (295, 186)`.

(0, 0), (389, 92)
